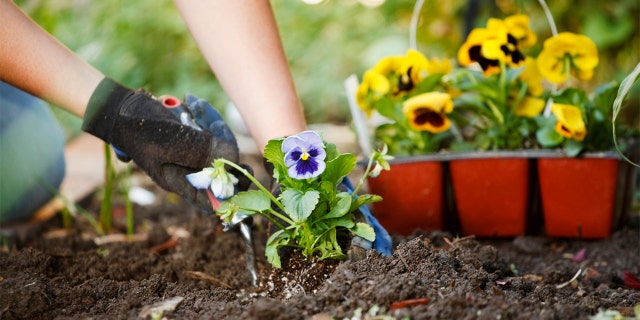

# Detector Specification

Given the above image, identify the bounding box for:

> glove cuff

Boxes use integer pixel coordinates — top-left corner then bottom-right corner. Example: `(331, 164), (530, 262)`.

(82, 78), (133, 143)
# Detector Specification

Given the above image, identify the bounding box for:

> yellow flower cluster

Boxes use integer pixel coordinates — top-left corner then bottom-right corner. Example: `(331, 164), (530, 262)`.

(356, 12), (605, 154)
(356, 49), (453, 135)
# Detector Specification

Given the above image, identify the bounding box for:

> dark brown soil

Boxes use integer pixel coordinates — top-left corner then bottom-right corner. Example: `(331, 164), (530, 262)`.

(1, 175), (639, 319)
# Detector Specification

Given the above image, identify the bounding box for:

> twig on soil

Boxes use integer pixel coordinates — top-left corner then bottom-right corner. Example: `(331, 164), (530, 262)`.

(443, 235), (476, 248)
(556, 269), (582, 289)
(390, 297), (431, 311)
(93, 233), (148, 246)
(398, 252), (409, 269)
(149, 234), (180, 253)
(359, 286), (375, 297)
(149, 227), (191, 253)
(185, 271), (233, 289)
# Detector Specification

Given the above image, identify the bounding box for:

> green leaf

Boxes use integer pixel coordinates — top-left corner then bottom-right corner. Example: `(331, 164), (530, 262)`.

(322, 154), (356, 188)
(263, 138), (288, 182)
(592, 81), (619, 116)
(411, 73), (444, 94)
(553, 88), (589, 108)
(350, 194), (382, 211)
(230, 190), (271, 213)
(536, 127), (564, 148)
(375, 97), (404, 123)
(321, 193), (352, 219)
(505, 66), (524, 83)
(330, 216), (355, 228)
(282, 189), (320, 223)
(263, 138), (285, 167)
(612, 62), (640, 167)
(351, 222), (376, 242)
(265, 230), (288, 269)
(563, 139), (584, 157)
(323, 141), (340, 162)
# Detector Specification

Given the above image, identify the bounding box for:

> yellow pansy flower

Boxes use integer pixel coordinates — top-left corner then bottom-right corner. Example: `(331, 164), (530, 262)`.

(425, 57), (452, 76)
(504, 14), (537, 48)
(537, 32), (599, 84)
(356, 70), (391, 116)
(402, 92), (453, 133)
(515, 97), (545, 118)
(458, 18), (526, 76)
(368, 49), (430, 97)
(551, 103), (587, 141)
(519, 57), (544, 97)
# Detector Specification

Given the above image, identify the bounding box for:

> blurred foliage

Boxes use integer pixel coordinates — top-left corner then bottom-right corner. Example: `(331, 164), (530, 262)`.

(17, 0), (638, 134)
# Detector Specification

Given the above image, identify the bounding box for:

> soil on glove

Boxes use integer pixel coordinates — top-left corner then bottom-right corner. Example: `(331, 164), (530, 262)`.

(1, 175), (639, 319)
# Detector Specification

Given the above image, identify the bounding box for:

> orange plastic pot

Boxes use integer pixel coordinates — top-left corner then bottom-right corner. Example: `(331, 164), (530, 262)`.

(538, 157), (619, 239)
(366, 158), (444, 235)
(450, 156), (530, 237)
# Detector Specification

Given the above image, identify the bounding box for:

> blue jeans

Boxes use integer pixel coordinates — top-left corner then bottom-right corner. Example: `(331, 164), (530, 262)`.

(0, 82), (66, 224)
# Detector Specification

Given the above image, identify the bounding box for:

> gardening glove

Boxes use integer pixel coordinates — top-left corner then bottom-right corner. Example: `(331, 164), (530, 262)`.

(82, 77), (244, 212)
(340, 177), (393, 260)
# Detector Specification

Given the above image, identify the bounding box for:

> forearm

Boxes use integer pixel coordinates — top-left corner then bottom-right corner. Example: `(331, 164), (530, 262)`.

(0, 0), (103, 117)
(174, 0), (306, 151)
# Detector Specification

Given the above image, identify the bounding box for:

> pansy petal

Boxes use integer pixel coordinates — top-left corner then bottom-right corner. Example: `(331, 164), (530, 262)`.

(185, 169), (214, 190)
(308, 145), (327, 161)
(296, 131), (324, 148)
(285, 148), (303, 167)
(289, 157), (326, 179)
(281, 135), (306, 154)
(210, 178), (226, 198)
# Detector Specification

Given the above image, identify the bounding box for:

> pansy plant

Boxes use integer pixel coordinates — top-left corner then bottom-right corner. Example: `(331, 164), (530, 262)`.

(357, 6), (637, 156)
(188, 130), (391, 268)
(356, 48), (455, 156)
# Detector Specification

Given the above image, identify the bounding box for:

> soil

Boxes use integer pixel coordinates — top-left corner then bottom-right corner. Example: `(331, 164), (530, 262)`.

(1, 170), (639, 320)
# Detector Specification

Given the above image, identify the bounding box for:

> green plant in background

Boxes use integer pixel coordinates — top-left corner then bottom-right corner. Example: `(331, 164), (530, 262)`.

(186, 130), (390, 268)
(99, 143), (115, 233)
(98, 144), (136, 235)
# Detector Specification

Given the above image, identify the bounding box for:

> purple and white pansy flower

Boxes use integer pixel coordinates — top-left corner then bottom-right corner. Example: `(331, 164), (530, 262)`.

(281, 130), (327, 179)
(186, 160), (239, 199)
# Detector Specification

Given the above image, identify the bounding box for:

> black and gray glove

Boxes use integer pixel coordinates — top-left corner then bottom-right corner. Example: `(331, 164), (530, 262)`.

(82, 78), (240, 212)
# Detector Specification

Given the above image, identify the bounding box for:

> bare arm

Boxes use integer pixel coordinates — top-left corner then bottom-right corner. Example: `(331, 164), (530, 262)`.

(0, 0), (103, 117)
(173, 0), (306, 151)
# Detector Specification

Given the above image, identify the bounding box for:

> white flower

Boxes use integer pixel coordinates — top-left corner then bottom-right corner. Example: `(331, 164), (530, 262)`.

(369, 144), (393, 178)
(186, 161), (239, 199)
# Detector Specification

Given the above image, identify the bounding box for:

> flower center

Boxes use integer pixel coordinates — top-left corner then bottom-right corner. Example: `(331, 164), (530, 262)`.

(300, 151), (310, 161)
(397, 67), (415, 93)
(414, 108), (444, 127)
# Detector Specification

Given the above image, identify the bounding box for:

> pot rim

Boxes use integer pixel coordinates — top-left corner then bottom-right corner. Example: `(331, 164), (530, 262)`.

(361, 150), (624, 165)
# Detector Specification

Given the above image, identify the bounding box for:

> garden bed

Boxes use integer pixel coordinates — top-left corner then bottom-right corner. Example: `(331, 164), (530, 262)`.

(1, 170), (639, 320)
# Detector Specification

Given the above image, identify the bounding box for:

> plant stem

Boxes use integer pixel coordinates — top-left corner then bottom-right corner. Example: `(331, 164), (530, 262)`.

(262, 209), (291, 232)
(61, 207), (72, 229)
(218, 159), (293, 224)
(353, 152), (375, 196)
(100, 143), (114, 234)
(124, 164), (134, 235)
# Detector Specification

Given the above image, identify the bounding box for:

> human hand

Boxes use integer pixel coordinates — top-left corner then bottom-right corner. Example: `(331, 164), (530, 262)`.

(82, 78), (242, 212)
